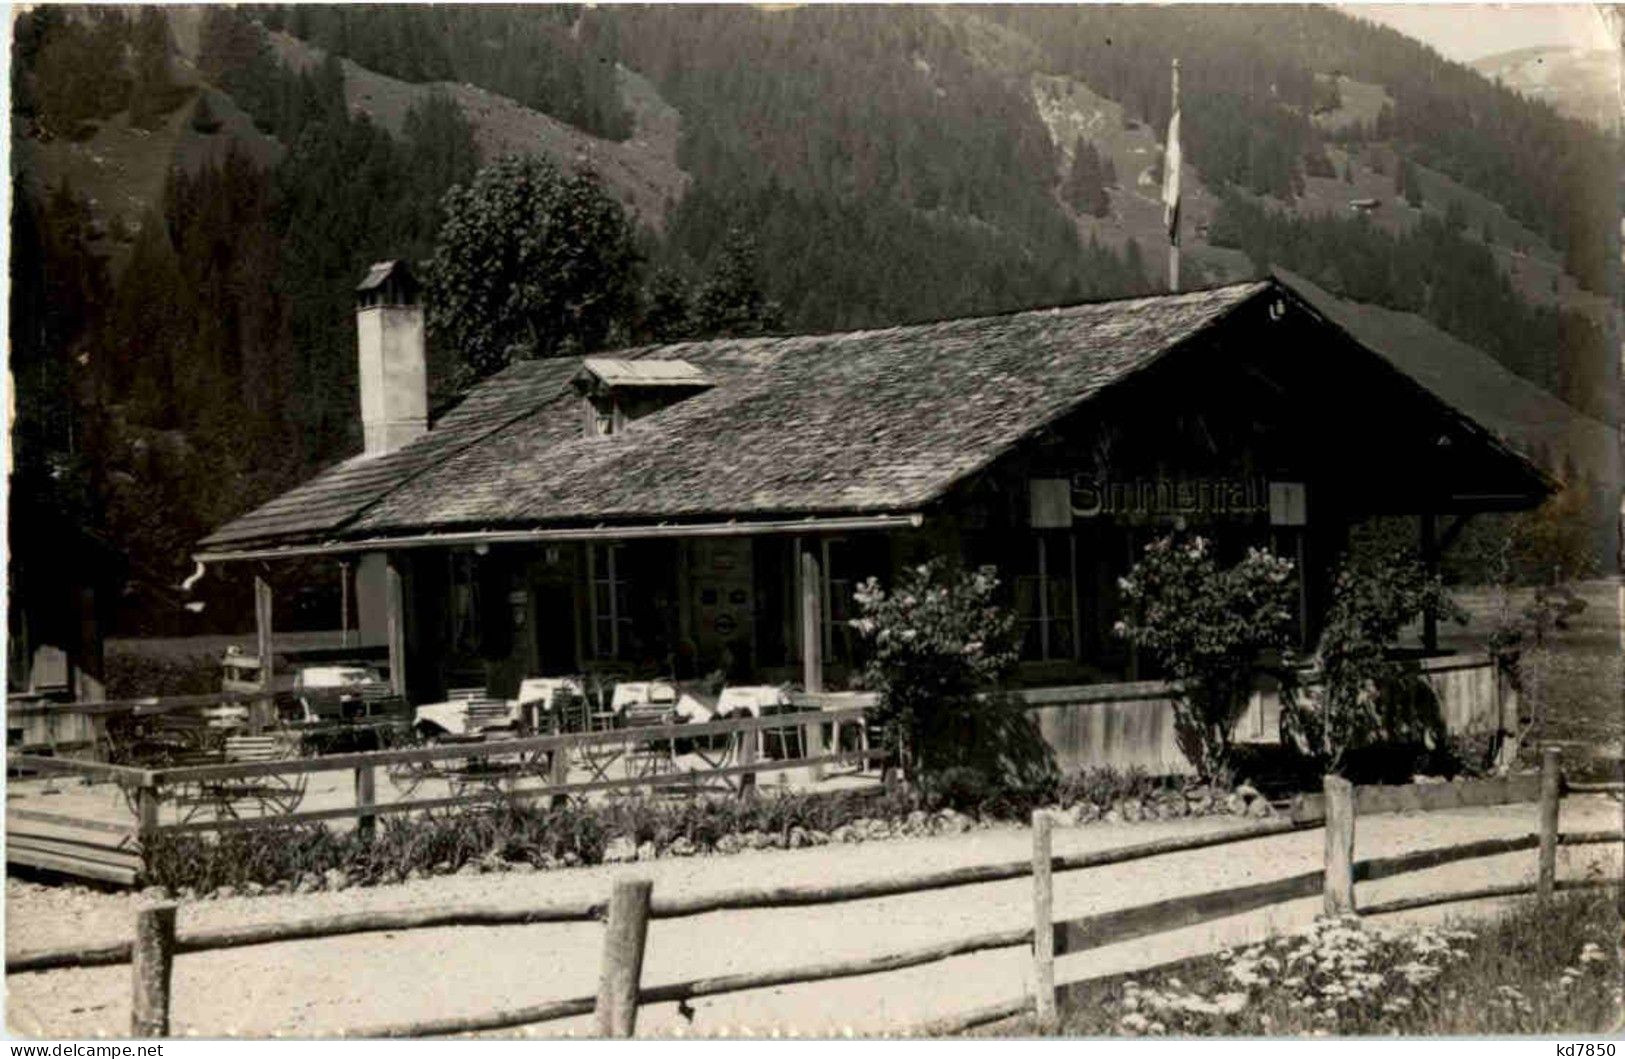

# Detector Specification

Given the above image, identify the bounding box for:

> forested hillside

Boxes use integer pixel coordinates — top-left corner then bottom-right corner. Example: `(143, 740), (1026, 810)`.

(10, 4), (1619, 633)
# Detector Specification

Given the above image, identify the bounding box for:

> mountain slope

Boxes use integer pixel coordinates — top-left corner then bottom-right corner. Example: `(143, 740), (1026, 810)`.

(1472, 46), (1622, 131)
(262, 28), (687, 230)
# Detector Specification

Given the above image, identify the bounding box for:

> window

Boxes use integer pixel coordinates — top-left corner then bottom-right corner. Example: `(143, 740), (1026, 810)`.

(817, 536), (890, 668)
(1014, 533), (1078, 662)
(588, 543), (632, 659)
(822, 538), (855, 666)
(584, 396), (622, 438)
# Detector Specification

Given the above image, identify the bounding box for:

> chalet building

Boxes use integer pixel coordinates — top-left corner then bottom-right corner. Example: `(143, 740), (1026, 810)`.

(194, 264), (1550, 717)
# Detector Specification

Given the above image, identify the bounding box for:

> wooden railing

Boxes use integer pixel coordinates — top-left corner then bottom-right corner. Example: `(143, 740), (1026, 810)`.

(6, 707), (883, 863)
(8, 748), (1621, 1038)
(6, 690), (276, 720)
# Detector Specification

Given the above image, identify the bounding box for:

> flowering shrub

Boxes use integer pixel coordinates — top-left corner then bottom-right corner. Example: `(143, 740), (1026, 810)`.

(1281, 549), (1468, 775)
(1037, 887), (1623, 1038)
(850, 560), (1022, 783)
(1114, 534), (1298, 783)
(1111, 916), (1475, 1036)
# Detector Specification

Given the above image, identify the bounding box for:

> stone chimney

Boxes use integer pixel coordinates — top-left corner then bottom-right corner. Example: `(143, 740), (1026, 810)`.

(355, 260), (427, 456)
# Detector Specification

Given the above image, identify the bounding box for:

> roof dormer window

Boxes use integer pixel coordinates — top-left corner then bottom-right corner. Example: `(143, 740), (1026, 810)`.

(572, 357), (713, 439)
(586, 394), (623, 437)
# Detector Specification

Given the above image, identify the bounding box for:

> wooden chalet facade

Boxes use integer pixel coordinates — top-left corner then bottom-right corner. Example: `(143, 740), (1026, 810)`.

(195, 268), (1550, 716)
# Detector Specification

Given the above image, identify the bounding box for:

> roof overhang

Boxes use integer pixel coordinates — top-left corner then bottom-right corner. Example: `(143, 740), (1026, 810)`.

(194, 512), (926, 564)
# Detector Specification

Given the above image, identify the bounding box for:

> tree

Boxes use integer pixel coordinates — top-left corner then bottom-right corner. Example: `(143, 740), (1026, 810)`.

(1115, 535), (1298, 783)
(128, 7), (184, 130)
(1063, 138), (1112, 217)
(637, 266), (695, 343)
(426, 156), (641, 381)
(189, 93), (222, 135)
(1398, 158), (1424, 208)
(1123, 237), (1150, 293)
(689, 226), (784, 338)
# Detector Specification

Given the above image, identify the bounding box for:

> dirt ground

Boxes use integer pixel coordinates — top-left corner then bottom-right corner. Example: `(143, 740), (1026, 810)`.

(7, 795), (1620, 1039)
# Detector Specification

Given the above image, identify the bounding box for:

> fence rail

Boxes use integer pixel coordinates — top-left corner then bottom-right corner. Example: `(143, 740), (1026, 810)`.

(7, 691), (273, 720)
(9, 748), (1622, 1037)
(6, 816), (1310, 974)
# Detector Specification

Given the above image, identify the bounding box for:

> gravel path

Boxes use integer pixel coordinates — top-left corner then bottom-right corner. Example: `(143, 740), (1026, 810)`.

(7, 796), (1621, 1038)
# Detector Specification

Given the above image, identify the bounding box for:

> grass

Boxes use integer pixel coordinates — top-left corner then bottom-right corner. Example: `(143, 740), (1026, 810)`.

(1444, 579), (1624, 781)
(987, 883), (1624, 1037)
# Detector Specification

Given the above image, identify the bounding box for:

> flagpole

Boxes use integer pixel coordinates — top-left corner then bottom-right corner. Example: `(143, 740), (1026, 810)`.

(1168, 57), (1180, 293)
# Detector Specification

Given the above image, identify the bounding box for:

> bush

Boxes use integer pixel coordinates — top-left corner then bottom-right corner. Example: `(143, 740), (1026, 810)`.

(105, 649), (218, 698)
(850, 560), (1023, 784)
(1280, 549), (1467, 775)
(140, 763), (1235, 895)
(1115, 534), (1298, 784)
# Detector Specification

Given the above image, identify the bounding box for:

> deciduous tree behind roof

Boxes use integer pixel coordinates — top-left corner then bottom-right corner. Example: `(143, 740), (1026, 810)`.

(426, 155), (641, 384)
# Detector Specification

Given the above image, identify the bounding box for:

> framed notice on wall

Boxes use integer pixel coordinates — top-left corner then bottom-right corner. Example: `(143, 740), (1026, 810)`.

(1029, 478), (1072, 529)
(1269, 481), (1307, 526)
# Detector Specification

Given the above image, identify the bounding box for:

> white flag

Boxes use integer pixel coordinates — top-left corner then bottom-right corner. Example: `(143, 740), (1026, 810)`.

(1162, 108), (1181, 246)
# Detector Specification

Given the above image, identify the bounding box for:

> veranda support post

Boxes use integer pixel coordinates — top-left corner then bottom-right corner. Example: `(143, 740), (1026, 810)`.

(1031, 810), (1057, 1030)
(253, 573), (275, 731)
(1538, 747), (1561, 902)
(1322, 775), (1356, 915)
(595, 877), (653, 1038)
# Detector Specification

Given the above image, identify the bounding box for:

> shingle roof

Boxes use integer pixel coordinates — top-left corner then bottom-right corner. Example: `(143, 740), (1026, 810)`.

(197, 358), (580, 548)
(199, 279), (1281, 551)
(1274, 268), (1616, 482)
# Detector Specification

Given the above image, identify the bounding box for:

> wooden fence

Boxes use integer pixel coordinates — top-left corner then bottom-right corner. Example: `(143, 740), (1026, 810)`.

(8, 748), (1621, 1038)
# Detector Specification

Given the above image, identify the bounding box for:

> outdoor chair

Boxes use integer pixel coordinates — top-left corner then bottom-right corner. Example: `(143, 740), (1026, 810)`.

(615, 681), (680, 781)
(171, 732), (307, 823)
(550, 684), (624, 784)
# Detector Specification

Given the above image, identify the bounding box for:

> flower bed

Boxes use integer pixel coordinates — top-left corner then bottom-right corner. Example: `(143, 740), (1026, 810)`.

(989, 883), (1623, 1036)
(139, 768), (1276, 898)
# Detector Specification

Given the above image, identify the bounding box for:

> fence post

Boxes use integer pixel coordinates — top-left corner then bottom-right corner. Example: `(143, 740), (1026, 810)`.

(354, 765), (376, 841)
(136, 780), (161, 843)
(1032, 810), (1057, 1030)
(131, 902), (177, 1037)
(1538, 747), (1561, 902)
(595, 877), (653, 1038)
(738, 724), (758, 799)
(550, 746), (571, 809)
(1322, 775), (1356, 916)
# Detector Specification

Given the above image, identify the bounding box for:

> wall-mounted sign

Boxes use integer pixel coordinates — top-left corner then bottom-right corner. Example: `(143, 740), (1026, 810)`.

(1029, 479), (1072, 529)
(1071, 475), (1269, 520)
(1269, 481), (1308, 527)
